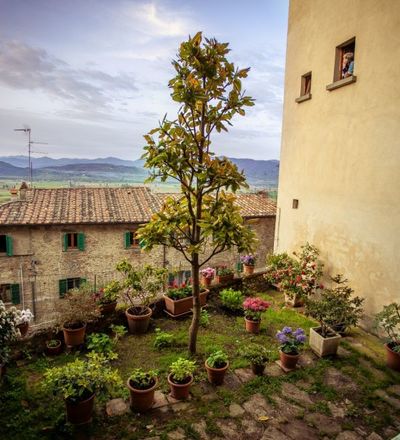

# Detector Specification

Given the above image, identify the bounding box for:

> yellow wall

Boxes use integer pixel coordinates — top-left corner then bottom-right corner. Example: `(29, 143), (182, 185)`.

(276, 0), (400, 325)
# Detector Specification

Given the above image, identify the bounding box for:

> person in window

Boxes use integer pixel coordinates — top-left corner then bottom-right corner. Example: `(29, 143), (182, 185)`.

(342, 52), (354, 78)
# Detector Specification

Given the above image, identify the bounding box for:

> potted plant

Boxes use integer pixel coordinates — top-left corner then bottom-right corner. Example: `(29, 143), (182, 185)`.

(16, 308), (34, 337)
(243, 297), (270, 334)
(167, 358), (196, 400)
(116, 261), (167, 333)
(46, 339), (63, 356)
(0, 301), (20, 377)
(215, 266), (234, 284)
(219, 288), (245, 315)
(57, 283), (100, 347)
(95, 280), (121, 315)
(374, 303), (400, 371)
(127, 368), (158, 412)
(240, 254), (256, 275)
(305, 291), (342, 357)
(205, 350), (229, 385)
(265, 252), (294, 288)
(200, 267), (215, 287)
(239, 344), (270, 375)
(276, 327), (306, 371)
(164, 284), (209, 317)
(43, 353), (122, 425)
(323, 275), (364, 335)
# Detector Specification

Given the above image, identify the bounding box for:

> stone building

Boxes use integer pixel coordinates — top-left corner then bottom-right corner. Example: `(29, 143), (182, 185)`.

(275, 0), (400, 325)
(0, 186), (276, 326)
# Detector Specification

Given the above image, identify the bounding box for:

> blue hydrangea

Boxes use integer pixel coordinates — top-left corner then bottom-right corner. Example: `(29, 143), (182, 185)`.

(293, 328), (305, 337)
(276, 332), (288, 344)
(281, 326), (293, 335)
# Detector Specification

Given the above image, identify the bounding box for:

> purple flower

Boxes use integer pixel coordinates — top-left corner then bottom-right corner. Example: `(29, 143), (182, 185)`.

(276, 332), (288, 344)
(293, 328), (305, 337)
(282, 326), (293, 335)
(296, 334), (307, 343)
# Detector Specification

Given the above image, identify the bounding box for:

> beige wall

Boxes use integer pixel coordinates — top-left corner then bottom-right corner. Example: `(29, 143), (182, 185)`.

(0, 216), (275, 325)
(276, 0), (400, 325)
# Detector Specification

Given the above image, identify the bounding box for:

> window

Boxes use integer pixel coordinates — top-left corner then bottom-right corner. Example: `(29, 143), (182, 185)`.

(59, 277), (86, 298)
(295, 72), (312, 103)
(292, 199), (299, 209)
(62, 233), (85, 251)
(0, 235), (13, 256)
(327, 37), (357, 91)
(0, 283), (20, 304)
(124, 231), (140, 249)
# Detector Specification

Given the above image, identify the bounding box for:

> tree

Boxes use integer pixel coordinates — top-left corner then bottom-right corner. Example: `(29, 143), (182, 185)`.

(137, 32), (256, 354)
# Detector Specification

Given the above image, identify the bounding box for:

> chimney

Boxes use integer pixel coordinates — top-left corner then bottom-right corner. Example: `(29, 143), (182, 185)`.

(19, 182), (28, 201)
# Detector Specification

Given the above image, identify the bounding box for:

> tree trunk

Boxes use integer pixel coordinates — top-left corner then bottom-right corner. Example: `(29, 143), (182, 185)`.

(188, 254), (200, 354)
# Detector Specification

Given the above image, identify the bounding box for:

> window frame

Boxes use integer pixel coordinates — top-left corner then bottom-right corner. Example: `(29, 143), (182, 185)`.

(0, 283), (20, 304)
(327, 37), (357, 91)
(295, 71), (312, 103)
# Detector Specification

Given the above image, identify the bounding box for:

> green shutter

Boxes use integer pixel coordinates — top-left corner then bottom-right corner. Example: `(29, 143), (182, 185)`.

(124, 232), (131, 249)
(6, 235), (13, 256)
(62, 234), (68, 251)
(11, 284), (20, 304)
(236, 262), (243, 272)
(80, 278), (87, 287)
(77, 233), (85, 251)
(59, 279), (67, 298)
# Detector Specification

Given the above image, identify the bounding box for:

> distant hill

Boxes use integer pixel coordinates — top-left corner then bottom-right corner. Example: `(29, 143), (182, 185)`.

(0, 156), (279, 186)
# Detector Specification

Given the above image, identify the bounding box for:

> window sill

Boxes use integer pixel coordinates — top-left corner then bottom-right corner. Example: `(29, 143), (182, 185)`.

(326, 75), (357, 91)
(295, 93), (312, 103)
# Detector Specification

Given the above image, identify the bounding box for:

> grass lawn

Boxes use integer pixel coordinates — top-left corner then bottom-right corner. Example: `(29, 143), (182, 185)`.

(1, 288), (399, 440)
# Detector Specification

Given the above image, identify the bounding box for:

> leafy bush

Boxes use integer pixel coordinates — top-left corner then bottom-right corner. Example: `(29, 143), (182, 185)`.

(110, 324), (127, 340)
(154, 328), (174, 349)
(87, 333), (117, 359)
(128, 368), (158, 390)
(200, 309), (210, 327)
(166, 286), (193, 300)
(375, 302), (400, 351)
(216, 267), (234, 277)
(46, 339), (60, 348)
(206, 350), (228, 369)
(239, 344), (270, 366)
(169, 358), (196, 384)
(0, 300), (21, 363)
(94, 280), (121, 305)
(219, 289), (245, 312)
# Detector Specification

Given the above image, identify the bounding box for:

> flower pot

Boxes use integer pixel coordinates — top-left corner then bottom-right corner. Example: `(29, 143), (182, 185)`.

(17, 322), (29, 338)
(125, 307), (152, 334)
(99, 301), (117, 315)
(201, 276), (212, 287)
(251, 363), (265, 376)
(46, 339), (63, 356)
(167, 373), (193, 400)
(65, 392), (95, 425)
(245, 318), (261, 334)
(215, 274), (234, 284)
(163, 290), (209, 316)
(279, 350), (300, 370)
(309, 327), (341, 357)
(63, 322), (86, 347)
(127, 377), (158, 412)
(205, 360), (229, 385)
(243, 264), (255, 275)
(284, 292), (304, 307)
(385, 343), (400, 372)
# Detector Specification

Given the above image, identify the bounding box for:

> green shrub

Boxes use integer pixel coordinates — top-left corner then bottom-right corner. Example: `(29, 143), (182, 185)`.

(87, 333), (117, 360)
(239, 344), (270, 366)
(206, 350), (228, 368)
(169, 358), (196, 383)
(166, 286), (193, 300)
(219, 288), (245, 313)
(200, 309), (210, 327)
(128, 368), (158, 390)
(154, 328), (174, 349)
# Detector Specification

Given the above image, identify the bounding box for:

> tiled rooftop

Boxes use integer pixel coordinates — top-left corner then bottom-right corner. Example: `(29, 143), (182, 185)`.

(0, 187), (276, 226)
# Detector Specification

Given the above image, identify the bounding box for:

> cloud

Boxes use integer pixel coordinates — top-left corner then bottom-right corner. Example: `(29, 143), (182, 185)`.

(0, 40), (138, 113)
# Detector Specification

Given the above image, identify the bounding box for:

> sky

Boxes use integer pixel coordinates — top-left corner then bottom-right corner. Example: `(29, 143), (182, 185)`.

(0, 0), (289, 161)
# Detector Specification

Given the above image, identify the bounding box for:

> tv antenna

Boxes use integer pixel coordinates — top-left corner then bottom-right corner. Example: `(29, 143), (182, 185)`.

(14, 127), (48, 187)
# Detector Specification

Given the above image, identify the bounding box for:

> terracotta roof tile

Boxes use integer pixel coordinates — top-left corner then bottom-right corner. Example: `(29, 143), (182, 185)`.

(0, 187), (275, 226)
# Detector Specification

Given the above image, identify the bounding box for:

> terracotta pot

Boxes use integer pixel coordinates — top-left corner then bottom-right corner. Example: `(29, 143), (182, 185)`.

(215, 274), (234, 284)
(205, 360), (229, 385)
(99, 301), (117, 315)
(385, 343), (400, 372)
(163, 290), (209, 316)
(65, 393), (95, 425)
(251, 363), (265, 376)
(46, 339), (63, 356)
(167, 373), (193, 400)
(17, 322), (29, 338)
(127, 377), (158, 412)
(63, 322), (86, 347)
(125, 307), (152, 334)
(309, 327), (341, 357)
(201, 276), (212, 287)
(279, 350), (300, 370)
(245, 318), (261, 334)
(284, 292), (304, 307)
(243, 264), (255, 275)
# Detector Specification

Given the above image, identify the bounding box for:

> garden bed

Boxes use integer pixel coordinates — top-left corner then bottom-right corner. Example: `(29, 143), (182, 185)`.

(1, 288), (400, 440)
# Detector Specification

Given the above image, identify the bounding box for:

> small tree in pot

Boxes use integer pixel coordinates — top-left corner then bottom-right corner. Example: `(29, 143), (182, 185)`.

(57, 282), (100, 347)
(127, 368), (158, 412)
(374, 303), (400, 372)
(205, 350), (229, 385)
(239, 344), (270, 375)
(243, 297), (270, 334)
(94, 280), (122, 315)
(116, 261), (167, 334)
(168, 358), (196, 400)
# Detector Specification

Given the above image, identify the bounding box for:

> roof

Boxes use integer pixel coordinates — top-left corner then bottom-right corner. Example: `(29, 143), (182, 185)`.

(0, 187), (276, 226)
